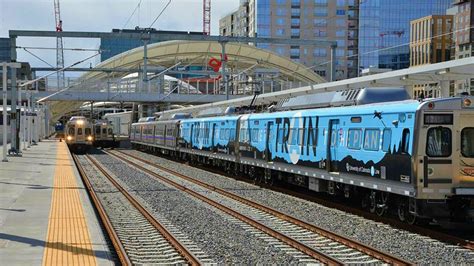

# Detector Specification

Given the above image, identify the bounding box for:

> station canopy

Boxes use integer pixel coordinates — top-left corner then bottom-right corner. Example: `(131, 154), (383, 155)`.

(49, 40), (326, 120)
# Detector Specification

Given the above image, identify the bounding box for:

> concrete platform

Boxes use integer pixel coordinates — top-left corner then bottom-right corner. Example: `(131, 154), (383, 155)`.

(0, 140), (114, 265)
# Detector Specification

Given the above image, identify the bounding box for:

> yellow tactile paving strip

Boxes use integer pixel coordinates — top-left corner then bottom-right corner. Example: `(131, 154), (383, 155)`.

(42, 142), (97, 266)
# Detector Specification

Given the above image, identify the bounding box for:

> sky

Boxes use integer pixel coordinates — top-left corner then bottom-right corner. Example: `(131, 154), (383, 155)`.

(0, 0), (239, 77)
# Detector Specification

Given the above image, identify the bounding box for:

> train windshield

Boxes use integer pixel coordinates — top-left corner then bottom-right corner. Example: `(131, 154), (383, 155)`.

(77, 128), (82, 135)
(68, 127), (74, 135)
(426, 127), (452, 157)
(85, 128), (91, 136)
(461, 128), (474, 158)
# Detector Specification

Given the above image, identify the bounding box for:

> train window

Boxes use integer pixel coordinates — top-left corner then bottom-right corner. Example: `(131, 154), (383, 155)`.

(426, 127), (451, 157)
(68, 127), (74, 135)
(77, 128), (83, 135)
(347, 129), (362, 150)
(102, 128), (107, 135)
(95, 127), (101, 134)
(401, 129), (411, 154)
(382, 129), (392, 152)
(461, 128), (474, 158)
(363, 129), (380, 151)
(108, 128), (113, 135)
(85, 128), (91, 136)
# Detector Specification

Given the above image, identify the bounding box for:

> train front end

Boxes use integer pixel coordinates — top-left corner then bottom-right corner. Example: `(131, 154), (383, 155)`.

(65, 116), (93, 152)
(415, 96), (474, 222)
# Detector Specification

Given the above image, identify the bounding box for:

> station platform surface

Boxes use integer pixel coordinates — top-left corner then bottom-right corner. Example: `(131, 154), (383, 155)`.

(0, 140), (114, 265)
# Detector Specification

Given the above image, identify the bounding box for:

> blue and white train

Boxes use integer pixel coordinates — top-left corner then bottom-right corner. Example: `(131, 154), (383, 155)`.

(131, 88), (474, 224)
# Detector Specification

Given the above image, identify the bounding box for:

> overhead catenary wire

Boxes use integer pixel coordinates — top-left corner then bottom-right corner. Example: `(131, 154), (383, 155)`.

(22, 48), (55, 68)
(149, 0), (172, 28)
(123, 0), (143, 28)
(23, 52), (101, 90)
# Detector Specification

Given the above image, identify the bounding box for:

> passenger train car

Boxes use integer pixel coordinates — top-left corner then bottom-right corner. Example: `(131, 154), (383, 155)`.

(131, 89), (474, 224)
(92, 120), (118, 148)
(65, 116), (93, 152)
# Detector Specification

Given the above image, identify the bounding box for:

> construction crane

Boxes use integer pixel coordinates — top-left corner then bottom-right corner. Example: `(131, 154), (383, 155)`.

(203, 0), (211, 35)
(54, 0), (65, 89)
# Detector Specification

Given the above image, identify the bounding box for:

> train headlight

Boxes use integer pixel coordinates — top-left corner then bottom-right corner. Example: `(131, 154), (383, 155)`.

(463, 98), (472, 107)
(66, 136), (72, 141)
(87, 136), (93, 141)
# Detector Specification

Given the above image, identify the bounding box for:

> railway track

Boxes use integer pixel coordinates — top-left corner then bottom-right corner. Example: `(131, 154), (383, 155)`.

(72, 154), (206, 265)
(128, 149), (474, 252)
(109, 149), (411, 265)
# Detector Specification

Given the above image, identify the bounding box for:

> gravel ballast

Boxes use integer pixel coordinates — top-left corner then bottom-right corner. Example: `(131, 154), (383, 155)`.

(121, 149), (474, 264)
(91, 151), (307, 264)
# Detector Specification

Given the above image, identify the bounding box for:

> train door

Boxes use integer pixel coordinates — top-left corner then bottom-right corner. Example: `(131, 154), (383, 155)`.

(265, 121), (274, 162)
(419, 115), (453, 194)
(458, 113), (474, 188)
(327, 119), (340, 173)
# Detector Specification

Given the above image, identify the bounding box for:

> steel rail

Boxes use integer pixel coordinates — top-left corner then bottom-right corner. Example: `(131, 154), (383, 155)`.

(72, 154), (131, 266)
(108, 150), (346, 265)
(114, 149), (412, 266)
(84, 154), (201, 266)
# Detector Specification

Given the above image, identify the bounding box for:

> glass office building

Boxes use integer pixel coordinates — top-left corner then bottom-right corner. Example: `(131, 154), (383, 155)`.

(359, 0), (452, 70)
(100, 38), (146, 61)
(0, 38), (11, 62)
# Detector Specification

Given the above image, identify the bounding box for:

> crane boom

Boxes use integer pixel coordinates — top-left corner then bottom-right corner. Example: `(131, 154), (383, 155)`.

(54, 0), (65, 89)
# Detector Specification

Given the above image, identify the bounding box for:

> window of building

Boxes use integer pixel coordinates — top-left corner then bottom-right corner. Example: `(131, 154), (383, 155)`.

(336, 30), (346, 37)
(336, 48), (345, 57)
(426, 127), (452, 157)
(290, 47), (300, 57)
(347, 129), (362, 149)
(314, 7), (328, 16)
(314, 29), (327, 37)
(315, 69), (326, 77)
(276, 0), (286, 4)
(291, 28), (300, 37)
(291, 8), (300, 16)
(314, 0), (328, 5)
(276, 28), (285, 36)
(313, 48), (327, 57)
(276, 18), (285, 25)
(291, 18), (300, 26)
(364, 129), (380, 151)
(336, 9), (346, 16)
(336, 39), (345, 47)
(314, 18), (327, 27)
(336, 19), (345, 27)
(337, 0), (346, 6)
(276, 8), (286, 16)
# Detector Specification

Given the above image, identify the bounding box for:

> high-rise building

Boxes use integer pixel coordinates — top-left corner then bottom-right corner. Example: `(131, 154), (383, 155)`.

(358, 0), (452, 71)
(100, 28), (203, 61)
(410, 15), (453, 98)
(220, 0), (360, 80)
(452, 0), (474, 95)
(410, 15), (453, 66)
(0, 38), (11, 63)
(219, 1), (249, 37)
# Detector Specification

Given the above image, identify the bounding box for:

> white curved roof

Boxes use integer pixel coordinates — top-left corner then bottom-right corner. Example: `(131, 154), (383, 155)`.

(84, 40), (325, 83)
